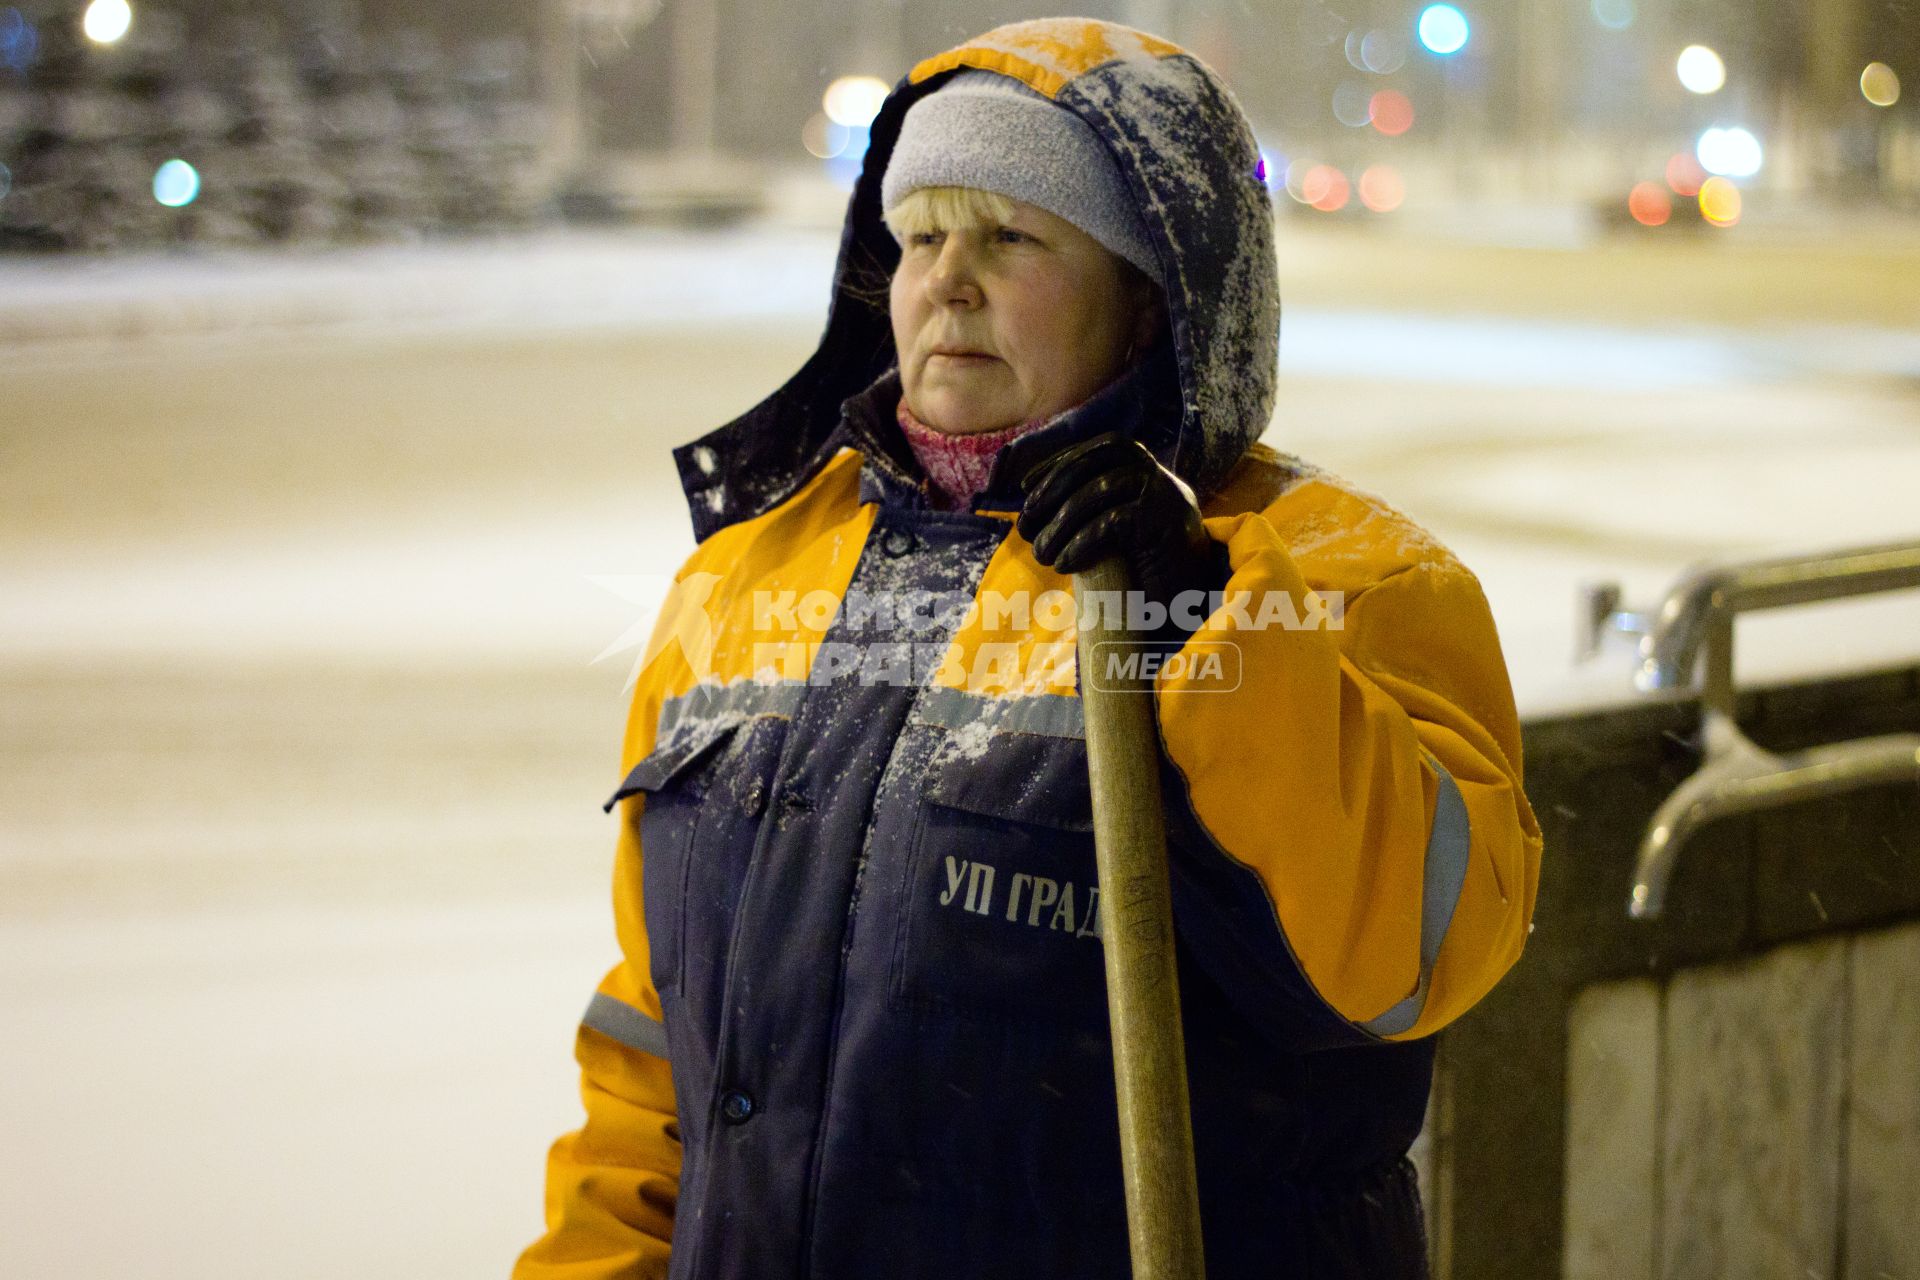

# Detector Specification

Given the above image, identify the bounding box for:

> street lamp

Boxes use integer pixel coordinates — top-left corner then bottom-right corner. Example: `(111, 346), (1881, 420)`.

(823, 76), (890, 128)
(1860, 62), (1901, 107)
(152, 159), (200, 208)
(1417, 5), (1469, 56)
(81, 0), (131, 44)
(1696, 126), (1762, 179)
(1676, 45), (1725, 95)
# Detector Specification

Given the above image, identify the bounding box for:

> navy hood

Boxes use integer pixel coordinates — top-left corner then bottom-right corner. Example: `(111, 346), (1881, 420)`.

(672, 17), (1280, 541)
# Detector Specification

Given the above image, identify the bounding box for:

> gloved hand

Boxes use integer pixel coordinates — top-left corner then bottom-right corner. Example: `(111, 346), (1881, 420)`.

(1016, 433), (1230, 636)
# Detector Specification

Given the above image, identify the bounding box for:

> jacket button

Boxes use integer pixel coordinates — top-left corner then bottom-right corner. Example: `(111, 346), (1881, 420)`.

(719, 1089), (756, 1125)
(881, 527), (917, 558)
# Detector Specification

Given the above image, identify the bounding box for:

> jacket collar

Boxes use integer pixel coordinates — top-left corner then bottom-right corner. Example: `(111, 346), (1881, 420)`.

(837, 337), (1185, 517)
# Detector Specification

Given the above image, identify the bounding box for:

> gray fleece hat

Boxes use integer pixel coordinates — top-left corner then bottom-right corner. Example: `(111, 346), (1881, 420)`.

(880, 68), (1158, 280)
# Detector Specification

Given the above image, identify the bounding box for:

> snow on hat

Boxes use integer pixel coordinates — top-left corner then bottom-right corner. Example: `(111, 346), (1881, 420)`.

(880, 68), (1158, 281)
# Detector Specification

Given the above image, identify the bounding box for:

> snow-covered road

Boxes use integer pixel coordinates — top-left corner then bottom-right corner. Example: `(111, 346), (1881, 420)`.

(3, 224), (1918, 1278)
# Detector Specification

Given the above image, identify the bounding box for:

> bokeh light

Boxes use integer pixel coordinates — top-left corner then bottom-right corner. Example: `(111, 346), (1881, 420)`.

(1370, 90), (1415, 136)
(1417, 5), (1470, 56)
(1861, 62), (1901, 107)
(1664, 152), (1706, 197)
(1284, 161), (1313, 203)
(1676, 45), (1726, 94)
(1, 6), (39, 70)
(1590, 0), (1635, 30)
(801, 112), (849, 159)
(824, 126), (871, 189)
(152, 158), (200, 207)
(1627, 181), (1671, 227)
(1359, 165), (1405, 213)
(0, 159), (11, 202)
(822, 75), (889, 128)
(1303, 165), (1350, 212)
(1343, 29), (1368, 73)
(1696, 125), (1762, 178)
(81, 0), (131, 44)
(1697, 176), (1741, 226)
(1360, 29), (1408, 74)
(1332, 82), (1373, 127)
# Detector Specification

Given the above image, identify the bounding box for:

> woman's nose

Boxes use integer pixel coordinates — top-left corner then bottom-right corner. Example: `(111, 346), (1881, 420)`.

(924, 235), (984, 307)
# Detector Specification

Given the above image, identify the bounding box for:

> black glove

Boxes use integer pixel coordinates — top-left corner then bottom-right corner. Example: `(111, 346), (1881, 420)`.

(1016, 433), (1229, 637)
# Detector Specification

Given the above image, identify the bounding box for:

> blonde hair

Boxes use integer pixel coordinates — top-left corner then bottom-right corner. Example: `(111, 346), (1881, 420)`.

(881, 183), (1159, 318)
(883, 185), (1019, 242)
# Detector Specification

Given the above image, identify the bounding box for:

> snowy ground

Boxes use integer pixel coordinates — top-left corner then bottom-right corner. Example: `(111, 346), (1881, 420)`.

(4, 223), (1919, 1278)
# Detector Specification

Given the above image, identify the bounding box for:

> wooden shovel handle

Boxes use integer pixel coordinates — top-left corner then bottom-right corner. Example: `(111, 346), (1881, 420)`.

(1074, 556), (1206, 1280)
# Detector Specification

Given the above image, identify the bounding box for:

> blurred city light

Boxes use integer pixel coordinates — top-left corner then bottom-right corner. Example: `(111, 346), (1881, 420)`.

(1676, 45), (1726, 94)
(801, 113), (849, 159)
(3, 0), (1912, 259)
(1417, 5), (1470, 56)
(1665, 152), (1706, 197)
(1590, 0), (1635, 30)
(0, 160), (11, 202)
(1696, 126), (1763, 178)
(1283, 160), (1312, 203)
(1291, 163), (1334, 206)
(1360, 29), (1408, 74)
(1697, 176), (1741, 226)
(1627, 181), (1671, 226)
(822, 76), (889, 128)
(824, 126), (871, 189)
(1359, 165), (1405, 212)
(1302, 164), (1350, 211)
(1370, 90), (1415, 136)
(81, 0), (131, 44)
(1343, 29), (1368, 72)
(1332, 82), (1373, 127)
(1861, 62), (1901, 108)
(152, 159), (200, 208)
(1, 6), (38, 69)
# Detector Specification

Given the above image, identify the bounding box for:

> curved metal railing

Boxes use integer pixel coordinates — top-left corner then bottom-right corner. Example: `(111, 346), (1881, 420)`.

(1578, 540), (1920, 920)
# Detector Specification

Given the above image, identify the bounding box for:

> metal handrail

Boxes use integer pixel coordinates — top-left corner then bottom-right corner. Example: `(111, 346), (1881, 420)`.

(1579, 539), (1920, 920)
(1628, 713), (1920, 918)
(1628, 541), (1920, 698)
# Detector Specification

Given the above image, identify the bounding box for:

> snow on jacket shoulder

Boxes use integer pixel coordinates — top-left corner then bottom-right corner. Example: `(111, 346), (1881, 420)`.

(1167, 442), (1540, 1047)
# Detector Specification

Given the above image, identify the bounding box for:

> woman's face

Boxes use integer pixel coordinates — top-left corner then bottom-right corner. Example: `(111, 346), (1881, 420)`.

(890, 196), (1154, 435)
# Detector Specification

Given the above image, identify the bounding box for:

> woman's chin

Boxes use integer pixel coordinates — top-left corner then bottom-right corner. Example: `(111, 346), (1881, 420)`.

(939, 414), (1020, 436)
(916, 395), (1020, 437)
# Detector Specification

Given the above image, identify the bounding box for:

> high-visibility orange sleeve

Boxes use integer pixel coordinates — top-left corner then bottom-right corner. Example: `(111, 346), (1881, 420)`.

(514, 805), (680, 1279)
(1156, 480), (1542, 1046)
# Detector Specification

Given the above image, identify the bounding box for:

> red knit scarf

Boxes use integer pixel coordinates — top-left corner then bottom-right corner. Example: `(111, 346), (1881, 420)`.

(896, 395), (1066, 512)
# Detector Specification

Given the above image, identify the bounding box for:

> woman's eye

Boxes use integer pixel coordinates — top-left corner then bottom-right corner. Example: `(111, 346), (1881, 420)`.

(909, 231), (943, 247)
(995, 227), (1029, 244)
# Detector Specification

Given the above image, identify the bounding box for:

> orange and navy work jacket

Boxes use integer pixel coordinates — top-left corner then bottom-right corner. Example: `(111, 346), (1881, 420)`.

(515, 379), (1541, 1280)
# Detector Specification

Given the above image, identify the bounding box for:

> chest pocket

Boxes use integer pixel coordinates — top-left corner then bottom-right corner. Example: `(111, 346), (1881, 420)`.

(889, 728), (1109, 1028)
(606, 715), (786, 1006)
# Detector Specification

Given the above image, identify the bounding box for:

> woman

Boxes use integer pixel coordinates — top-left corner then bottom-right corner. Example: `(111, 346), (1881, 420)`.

(517, 18), (1540, 1280)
